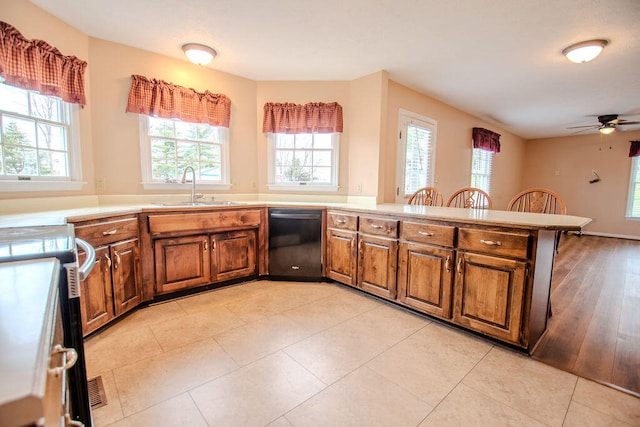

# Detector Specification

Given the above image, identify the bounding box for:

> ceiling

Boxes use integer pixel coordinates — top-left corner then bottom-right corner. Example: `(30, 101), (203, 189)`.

(30, 0), (640, 140)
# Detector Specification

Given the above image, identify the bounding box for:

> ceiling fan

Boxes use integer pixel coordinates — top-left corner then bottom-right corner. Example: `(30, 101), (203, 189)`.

(568, 114), (640, 135)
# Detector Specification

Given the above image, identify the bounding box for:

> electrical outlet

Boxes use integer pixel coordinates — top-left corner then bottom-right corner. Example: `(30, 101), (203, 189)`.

(357, 183), (363, 193)
(96, 178), (106, 191)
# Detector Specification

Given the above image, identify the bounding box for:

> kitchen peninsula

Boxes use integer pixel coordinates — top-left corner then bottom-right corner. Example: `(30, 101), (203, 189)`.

(0, 202), (590, 353)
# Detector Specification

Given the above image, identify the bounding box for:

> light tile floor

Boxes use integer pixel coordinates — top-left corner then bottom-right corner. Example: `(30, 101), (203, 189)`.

(85, 280), (640, 427)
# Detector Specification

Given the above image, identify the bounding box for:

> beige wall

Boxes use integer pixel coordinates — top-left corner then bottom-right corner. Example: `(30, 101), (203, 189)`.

(523, 130), (640, 238)
(385, 81), (527, 208)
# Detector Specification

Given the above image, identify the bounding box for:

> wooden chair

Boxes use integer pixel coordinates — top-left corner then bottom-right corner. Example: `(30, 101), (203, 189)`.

(446, 187), (492, 209)
(407, 187), (444, 206)
(507, 188), (566, 215)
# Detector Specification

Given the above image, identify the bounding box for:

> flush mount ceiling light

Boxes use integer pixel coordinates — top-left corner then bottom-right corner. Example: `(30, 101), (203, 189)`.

(181, 43), (217, 65)
(562, 39), (608, 63)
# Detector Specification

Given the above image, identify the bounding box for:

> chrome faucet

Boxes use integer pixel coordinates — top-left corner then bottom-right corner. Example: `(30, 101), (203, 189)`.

(181, 166), (197, 203)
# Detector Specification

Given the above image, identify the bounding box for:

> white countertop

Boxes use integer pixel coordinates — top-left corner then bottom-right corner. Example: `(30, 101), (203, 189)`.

(0, 201), (591, 231)
(0, 258), (60, 427)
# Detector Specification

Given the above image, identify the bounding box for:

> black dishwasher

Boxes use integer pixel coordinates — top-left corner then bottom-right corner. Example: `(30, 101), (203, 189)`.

(268, 208), (323, 281)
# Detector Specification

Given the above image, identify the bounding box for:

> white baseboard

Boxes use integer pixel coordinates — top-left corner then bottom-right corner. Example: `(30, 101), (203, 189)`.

(579, 231), (640, 241)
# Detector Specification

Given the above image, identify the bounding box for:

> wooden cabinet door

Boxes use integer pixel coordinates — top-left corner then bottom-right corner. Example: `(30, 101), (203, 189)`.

(79, 246), (114, 336)
(357, 234), (398, 299)
(397, 242), (454, 318)
(453, 251), (527, 344)
(325, 228), (357, 286)
(211, 230), (257, 282)
(111, 238), (142, 316)
(154, 235), (211, 294)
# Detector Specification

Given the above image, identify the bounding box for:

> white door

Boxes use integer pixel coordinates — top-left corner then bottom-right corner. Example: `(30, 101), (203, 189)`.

(395, 110), (437, 204)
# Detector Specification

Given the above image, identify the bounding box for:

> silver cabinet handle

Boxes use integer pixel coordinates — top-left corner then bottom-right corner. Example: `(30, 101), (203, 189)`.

(371, 224), (383, 229)
(456, 258), (463, 275)
(418, 231), (435, 236)
(335, 219), (346, 224)
(113, 251), (121, 269)
(48, 344), (78, 377)
(102, 229), (118, 236)
(445, 255), (451, 272)
(480, 239), (502, 246)
(104, 253), (112, 269)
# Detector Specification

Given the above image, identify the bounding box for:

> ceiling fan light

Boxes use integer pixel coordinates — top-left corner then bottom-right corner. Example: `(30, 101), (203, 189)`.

(562, 39), (608, 63)
(599, 123), (616, 135)
(182, 43), (217, 65)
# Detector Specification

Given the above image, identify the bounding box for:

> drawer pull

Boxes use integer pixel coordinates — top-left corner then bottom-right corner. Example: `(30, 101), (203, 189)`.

(102, 229), (118, 236)
(48, 344), (78, 377)
(371, 224), (383, 229)
(418, 231), (435, 237)
(335, 219), (347, 224)
(480, 239), (502, 246)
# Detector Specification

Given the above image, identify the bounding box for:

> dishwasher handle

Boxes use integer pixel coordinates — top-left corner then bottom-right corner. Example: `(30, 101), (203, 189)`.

(269, 212), (322, 220)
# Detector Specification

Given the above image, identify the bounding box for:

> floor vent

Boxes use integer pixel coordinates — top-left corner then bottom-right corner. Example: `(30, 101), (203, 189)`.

(87, 376), (108, 409)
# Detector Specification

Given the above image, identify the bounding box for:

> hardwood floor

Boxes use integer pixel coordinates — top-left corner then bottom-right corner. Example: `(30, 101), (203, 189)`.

(532, 233), (640, 397)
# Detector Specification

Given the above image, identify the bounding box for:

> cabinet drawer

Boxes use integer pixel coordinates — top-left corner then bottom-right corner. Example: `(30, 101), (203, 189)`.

(400, 221), (455, 247)
(359, 216), (398, 238)
(148, 209), (261, 236)
(327, 212), (358, 231)
(458, 228), (530, 259)
(74, 216), (138, 246)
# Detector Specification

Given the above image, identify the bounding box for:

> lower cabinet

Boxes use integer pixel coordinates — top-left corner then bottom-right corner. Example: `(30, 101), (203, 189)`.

(154, 235), (211, 294)
(357, 233), (398, 299)
(211, 230), (257, 282)
(154, 230), (258, 294)
(79, 238), (143, 335)
(452, 251), (527, 344)
(397, 241), (454, 319)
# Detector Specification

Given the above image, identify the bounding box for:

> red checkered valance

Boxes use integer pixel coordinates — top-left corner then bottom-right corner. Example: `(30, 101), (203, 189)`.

(0, 21), (88, 105)
(263, 102), (343, 134)
(126, 74), (231, 127)
(472, 127), (501, 153)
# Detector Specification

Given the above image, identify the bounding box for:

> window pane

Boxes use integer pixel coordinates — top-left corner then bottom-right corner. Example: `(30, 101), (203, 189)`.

(295, 134), (313, 149)
(313, 150), (332, 167)
(313, 134), (333, 149)
(151, 139), (177, 159)
(37, 123), (67, 150)
(4, 117), (36, 147)
(0, 84), (28, 115)
(274, 134), (295, 149)
(39, 150), (68, 176)
(4, 146), (37, 175)
(471, 148), (492, 194)
(152, 159), (177, 180)
(177, 141), (199, 162)
(629, 157), (640, 218)
(199, 144), (220, 161)
(148, 117), (175, 137)
(312, 167), (331, 183)
(200, 162), (221, 180)
(404, 124), (432, 195)
(31, 92), (62, 121)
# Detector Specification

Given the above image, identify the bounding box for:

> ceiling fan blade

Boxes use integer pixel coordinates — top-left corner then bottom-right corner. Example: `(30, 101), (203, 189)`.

(618, 121), (640, 126)
(570, 127), (598, 135)
(567, 125), (599, 129)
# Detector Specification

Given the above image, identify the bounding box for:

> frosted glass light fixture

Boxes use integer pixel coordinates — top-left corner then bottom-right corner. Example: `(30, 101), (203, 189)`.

(562, 39), (608, 63)
(182, 43), (217, 65)
(599, 123), (616, 135)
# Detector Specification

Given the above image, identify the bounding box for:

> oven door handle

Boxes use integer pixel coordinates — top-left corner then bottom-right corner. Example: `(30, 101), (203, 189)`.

(75, 238), (96, 281)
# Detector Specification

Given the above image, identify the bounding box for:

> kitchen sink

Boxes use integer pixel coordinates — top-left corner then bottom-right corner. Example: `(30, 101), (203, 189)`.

(153, 201), (247, 207)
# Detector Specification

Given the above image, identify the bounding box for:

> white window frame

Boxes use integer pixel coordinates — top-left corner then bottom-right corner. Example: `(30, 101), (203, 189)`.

(138, 116), (231, 190)
(0, 83), (84, 192)
(395, 109), (437, 203)
(266, 132), (340, 192)
(471, 147), (493, 195)
(626, 156), (640, 219)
